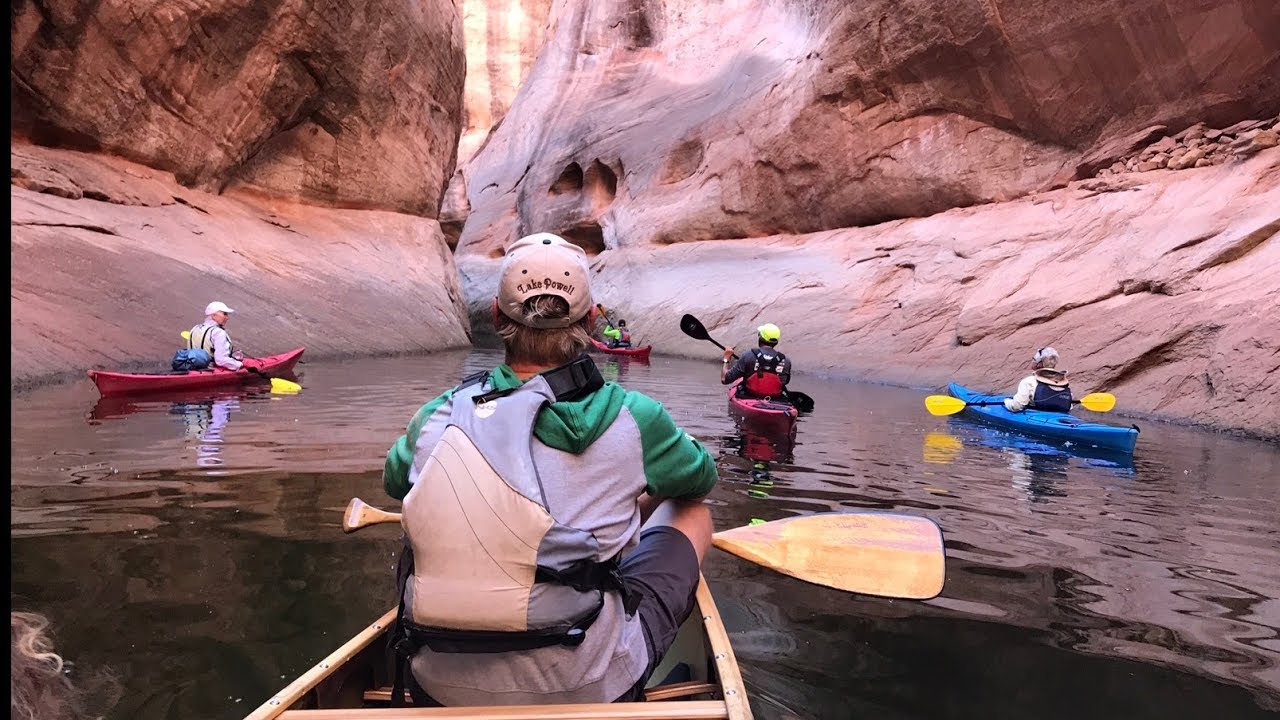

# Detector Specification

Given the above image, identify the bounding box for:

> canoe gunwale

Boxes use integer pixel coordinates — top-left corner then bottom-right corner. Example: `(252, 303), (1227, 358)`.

(245, 577), (750, 720)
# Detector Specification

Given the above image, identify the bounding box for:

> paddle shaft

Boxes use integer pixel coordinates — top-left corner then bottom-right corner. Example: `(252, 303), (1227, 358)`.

(340, 498), (943, 599)
(971, 398), (1093, 407)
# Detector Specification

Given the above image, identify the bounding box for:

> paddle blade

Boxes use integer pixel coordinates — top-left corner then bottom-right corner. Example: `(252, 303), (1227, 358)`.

(788, 390), (816, 413)
(712, 512), (946, 599)
(180, 330), (191, 340)
(342, 498), (402, 533)
(679, 314), (712, 341)
(925, 395), (967, 416)
(1078, 392), (1116, 412)
(269, 377), (302, 393)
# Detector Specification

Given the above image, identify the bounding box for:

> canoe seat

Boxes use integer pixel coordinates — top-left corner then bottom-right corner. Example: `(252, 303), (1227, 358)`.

(362, 680), (721, 704)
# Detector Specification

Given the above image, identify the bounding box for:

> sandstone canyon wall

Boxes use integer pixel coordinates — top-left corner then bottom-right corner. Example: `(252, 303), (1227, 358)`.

(442, 0), (556, 246)
(11, 0), (471, 387)
(452, 0), (1280, 437)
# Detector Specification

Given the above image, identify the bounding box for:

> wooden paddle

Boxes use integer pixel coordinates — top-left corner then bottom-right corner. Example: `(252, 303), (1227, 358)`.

(342, 498), (945, 600)
(679, 314), (816, 413)
(177, 330), (302, 393)
(925, 392), (1116, 416)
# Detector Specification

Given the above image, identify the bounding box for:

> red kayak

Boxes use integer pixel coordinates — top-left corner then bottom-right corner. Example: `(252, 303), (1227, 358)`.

(88, 347), (305, 396)
(589, 338), (652, 361)
(727, 379), (798, 435)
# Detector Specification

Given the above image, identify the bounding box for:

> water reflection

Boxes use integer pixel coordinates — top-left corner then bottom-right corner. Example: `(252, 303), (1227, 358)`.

(87, 387), (285, 474)
(173, 396), (237, 470)
(946, 416), (1138, 471)
(10, 349), (1280, 719)
(922, 431), (963, 465)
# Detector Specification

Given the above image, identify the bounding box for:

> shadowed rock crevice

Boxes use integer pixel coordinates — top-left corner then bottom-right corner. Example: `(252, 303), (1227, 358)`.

(1193, 218), (1280, 272)
(549, 162), (584, 195)
(561, 223), (606, 255)
(584, 160), (618, 202)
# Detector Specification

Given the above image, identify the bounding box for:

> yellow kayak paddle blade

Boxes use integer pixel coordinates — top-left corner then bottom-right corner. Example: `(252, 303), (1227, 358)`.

(925, 395), (968, 416)
(180, 330), (191, 340)
(712, 512), (946, 600)
(1077, 392), (1116, 412)
(269, 377), (302, 393)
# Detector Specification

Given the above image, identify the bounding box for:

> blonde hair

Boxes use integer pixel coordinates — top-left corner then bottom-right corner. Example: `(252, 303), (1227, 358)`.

(497, 295), (591, 366)
(11, 612), (78, 720)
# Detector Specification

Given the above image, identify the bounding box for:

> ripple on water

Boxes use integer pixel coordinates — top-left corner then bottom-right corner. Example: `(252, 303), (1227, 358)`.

(11, 347), (1280, 718)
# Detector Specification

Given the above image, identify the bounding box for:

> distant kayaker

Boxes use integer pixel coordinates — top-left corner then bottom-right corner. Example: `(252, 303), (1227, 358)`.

(186, 301), (243, 371)
(721, 323), (792, 400)
(602, 318), (633, 348)
(382, 232), (718, 707)
(1004, 346), (1072, 412)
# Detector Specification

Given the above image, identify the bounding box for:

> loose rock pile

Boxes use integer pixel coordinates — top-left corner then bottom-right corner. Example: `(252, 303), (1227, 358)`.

(1097, 117), (1279, 177)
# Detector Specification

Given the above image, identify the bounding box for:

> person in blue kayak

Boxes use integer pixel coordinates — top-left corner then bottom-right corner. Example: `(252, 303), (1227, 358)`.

(602, 318), (632, 348)
(382, 232), (718, 707)
(1004, 346), (1072, 412)
(721, 323), (791, 400)
(183, 301), (244, 371)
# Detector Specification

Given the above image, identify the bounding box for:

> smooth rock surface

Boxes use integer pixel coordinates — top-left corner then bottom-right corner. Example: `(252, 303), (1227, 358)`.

(11, 0), (465, 216)
(461, 150), (1280, 438)
(11, 144), (471, 388)
(454, 0), (1280, 256)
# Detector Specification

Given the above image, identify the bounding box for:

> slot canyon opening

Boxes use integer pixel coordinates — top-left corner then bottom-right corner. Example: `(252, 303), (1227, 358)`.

(549, 162), (584, 195)
(584, 160), (618, 201)
(560, 223), (605, 256)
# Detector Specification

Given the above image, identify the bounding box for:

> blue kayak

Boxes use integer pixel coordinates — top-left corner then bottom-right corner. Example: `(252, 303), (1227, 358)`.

(948, 383), (1139, 454)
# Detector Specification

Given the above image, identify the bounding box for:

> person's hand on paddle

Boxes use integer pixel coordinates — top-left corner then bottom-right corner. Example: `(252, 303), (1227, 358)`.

(722, 347), (735, 362)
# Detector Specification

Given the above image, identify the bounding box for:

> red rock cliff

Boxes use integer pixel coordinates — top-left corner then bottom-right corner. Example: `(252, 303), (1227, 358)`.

(451, 0), (1280, 437)
(11, 0), (471, 385)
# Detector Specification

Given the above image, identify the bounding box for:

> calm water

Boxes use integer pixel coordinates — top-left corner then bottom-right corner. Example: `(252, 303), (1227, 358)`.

(10, 348), (1280, 719)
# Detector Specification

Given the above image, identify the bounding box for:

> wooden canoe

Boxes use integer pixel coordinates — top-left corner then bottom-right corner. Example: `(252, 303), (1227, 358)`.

(244, 577), (752, 720)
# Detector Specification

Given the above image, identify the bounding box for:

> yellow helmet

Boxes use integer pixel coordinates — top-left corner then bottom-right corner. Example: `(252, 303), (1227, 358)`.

(757, 323), (781, 343)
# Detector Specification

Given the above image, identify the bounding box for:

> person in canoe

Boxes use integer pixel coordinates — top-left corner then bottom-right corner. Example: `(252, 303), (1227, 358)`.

(382, 232), (718, 707)
(602, 318), (632, 348)
(1003, 346), (1072, 412)
(721, 323), (792, 400)
(182, 301), (245, 372)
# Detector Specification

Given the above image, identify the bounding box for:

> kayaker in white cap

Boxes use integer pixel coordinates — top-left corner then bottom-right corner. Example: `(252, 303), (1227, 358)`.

(185, 301), (243, 371)
(1004, 346), (1072, 412)
(381, 232), (718, 707)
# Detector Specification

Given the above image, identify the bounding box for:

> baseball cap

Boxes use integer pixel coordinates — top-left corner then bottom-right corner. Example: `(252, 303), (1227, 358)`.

(205, 301), (236, 316)
(497, 233), (593, 328)
(1033, 346), (1059, 363)
(757, 323), (781, 343)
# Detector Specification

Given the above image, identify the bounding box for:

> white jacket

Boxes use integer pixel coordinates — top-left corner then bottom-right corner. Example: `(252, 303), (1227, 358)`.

(1004, 368), (1069, 412)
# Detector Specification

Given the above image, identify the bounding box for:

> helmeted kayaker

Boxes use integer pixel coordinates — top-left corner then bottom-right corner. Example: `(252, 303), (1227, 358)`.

(1004, 346), (1072, 412)
(187, 301), (244, 371)
(602, 319), (632, 348)
(721, 323), (791, 400)
(382, 232), (718, 707)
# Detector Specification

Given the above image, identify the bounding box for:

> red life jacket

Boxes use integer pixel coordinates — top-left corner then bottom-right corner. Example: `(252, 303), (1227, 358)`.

(742, 349), (786, 397)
